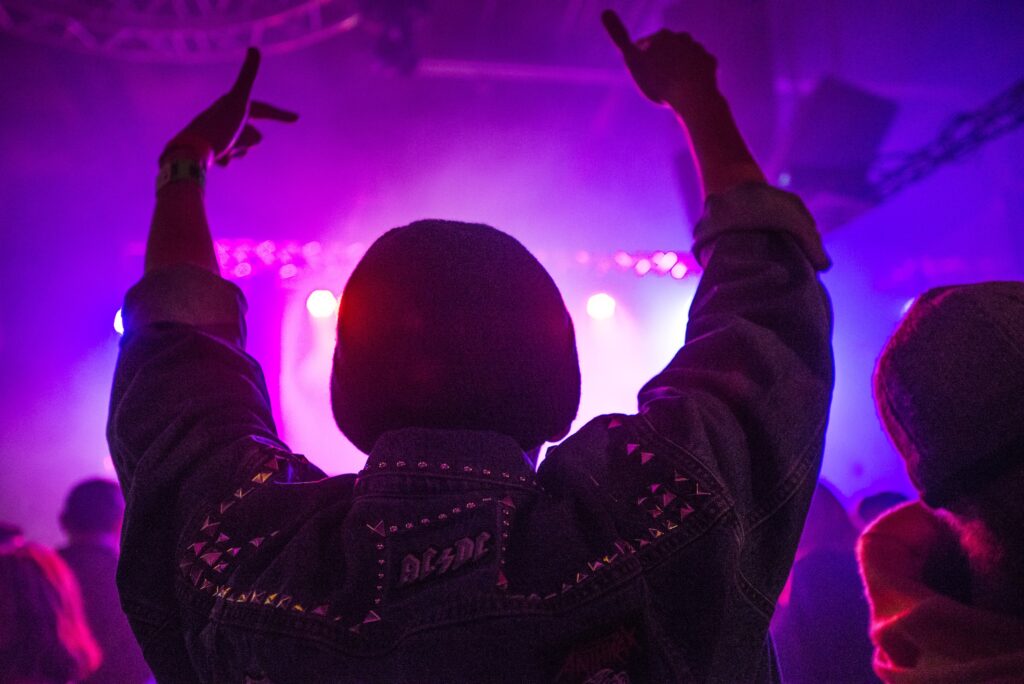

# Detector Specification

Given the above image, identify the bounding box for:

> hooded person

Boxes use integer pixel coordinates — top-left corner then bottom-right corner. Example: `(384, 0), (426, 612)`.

(330, 219), (580, 457)
(105, 13), (834, 682)
(859, 281), (1024, 684)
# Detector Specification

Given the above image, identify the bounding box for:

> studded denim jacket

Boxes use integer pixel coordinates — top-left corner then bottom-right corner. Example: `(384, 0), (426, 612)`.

(108, 183), (833, 683)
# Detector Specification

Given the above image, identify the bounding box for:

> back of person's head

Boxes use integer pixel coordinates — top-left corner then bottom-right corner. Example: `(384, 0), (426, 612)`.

(331, 220), (581, 453)
(0, 540), (101, 683)
(798, 481), (858, 557)
(60, 478), (124, 536)
(0, 523), (23, 551)
(857, 491), (909, 527)
(873, 282), (1024, 510)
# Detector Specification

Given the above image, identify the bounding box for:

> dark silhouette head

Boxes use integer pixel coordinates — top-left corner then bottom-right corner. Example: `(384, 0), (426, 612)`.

(331, 220), (580, 454)
(857, 491), (908, 527)
(59, 478), (124, 537)
(0, 523), (23, 551)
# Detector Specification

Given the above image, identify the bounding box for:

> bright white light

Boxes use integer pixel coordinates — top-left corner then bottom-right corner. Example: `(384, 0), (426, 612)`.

(113, 308), (124, 335)
(586, 293), (617, 320)
(306, 290), (339, 319)
(901, 297), (916, 316)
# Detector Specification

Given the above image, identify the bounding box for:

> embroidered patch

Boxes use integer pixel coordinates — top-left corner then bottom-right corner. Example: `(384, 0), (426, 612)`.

(397, 531), (492, 588)
(383, 501), (502, 600)
(553, 624), (643, 684)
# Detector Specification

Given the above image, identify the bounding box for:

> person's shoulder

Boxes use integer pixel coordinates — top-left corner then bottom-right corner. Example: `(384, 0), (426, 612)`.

(541, 414), (634, 472)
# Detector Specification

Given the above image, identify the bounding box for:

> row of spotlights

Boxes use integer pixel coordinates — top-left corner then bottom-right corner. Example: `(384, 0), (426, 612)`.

(114, 291), (620, 336)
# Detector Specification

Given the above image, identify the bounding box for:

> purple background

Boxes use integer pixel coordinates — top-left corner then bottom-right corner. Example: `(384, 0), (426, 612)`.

(2, 0), (1023, 544)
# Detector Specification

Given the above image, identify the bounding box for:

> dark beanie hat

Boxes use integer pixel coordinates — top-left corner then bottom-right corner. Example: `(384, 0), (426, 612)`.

(874, 281), (1024, 508)
(331, 220), (581, 454)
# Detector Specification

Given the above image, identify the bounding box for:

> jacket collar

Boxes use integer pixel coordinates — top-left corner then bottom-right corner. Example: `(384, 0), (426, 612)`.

(360, 428), (539, 489)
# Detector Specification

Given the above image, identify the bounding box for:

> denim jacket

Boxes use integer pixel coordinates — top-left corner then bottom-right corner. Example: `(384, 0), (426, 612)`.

(109, 183), (833, 683)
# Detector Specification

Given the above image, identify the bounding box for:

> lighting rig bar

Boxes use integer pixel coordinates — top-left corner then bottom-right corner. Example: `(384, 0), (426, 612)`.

(0, 0), (359, 61)
(870, 78), (1024, 201)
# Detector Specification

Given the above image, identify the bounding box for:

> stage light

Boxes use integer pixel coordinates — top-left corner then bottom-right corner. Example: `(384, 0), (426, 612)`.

(255, 240), (276, 264)
(114, 308), (124, 335)
(302, 241), (323, 259)
(279, 264), (298, 279)
(670, 263), (688, 279)
(614, 251), (635, 269)
(306, 289), (339, 319)
(586, 293), (616, 320)
(654, 251), (678, 272)
(634, 259), (652, 276)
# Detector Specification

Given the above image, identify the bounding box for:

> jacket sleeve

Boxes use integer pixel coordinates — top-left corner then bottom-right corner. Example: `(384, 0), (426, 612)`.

(106, 265), (322, 680)
(108, 265), (296, 497)
(631, 182), (833, 597)
(638, 182), (833, 524)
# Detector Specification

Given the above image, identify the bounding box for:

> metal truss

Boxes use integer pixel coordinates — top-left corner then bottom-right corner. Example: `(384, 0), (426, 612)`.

(870, 78), (1024, 201)
(0, 0), (360, 61)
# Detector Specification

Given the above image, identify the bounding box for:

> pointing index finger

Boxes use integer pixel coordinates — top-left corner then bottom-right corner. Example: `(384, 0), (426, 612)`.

(230, 47), (261, 101)
(601, 10), (636, 56)
(250, 100), (299, 123)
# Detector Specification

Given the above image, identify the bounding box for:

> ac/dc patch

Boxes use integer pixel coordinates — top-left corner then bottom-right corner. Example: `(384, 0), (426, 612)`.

(397, 531), (492, 588)
(383, 501), (502, 603)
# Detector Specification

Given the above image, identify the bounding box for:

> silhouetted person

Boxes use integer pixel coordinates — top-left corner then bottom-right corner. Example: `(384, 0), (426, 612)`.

(771, 482), (877, 683)
(857, 491), (908, 528)
(0, 535), (101, 684)
(58, 479), (151, 684)
(0, 522), (23, 550)
(107, 11), (833, 682)
(859, 283), (1024, 682)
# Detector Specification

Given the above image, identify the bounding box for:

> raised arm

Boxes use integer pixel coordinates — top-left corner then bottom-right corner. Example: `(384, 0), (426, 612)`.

(145, 48), (297, 274)
(560, 14), (835, 649)
(112, 48), (301, 489)
(108, 52), (313, 679)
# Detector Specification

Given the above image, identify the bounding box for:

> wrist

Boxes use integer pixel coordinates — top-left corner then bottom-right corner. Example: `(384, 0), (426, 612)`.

(668, 87), (728, 122)
(160, 132), (214, 167)
(156, 157), (206, 195)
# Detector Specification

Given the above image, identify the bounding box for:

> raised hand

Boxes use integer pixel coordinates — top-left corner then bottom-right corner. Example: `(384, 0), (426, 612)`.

(602, 10), (717, 113)
(162, 48), (298, 167)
